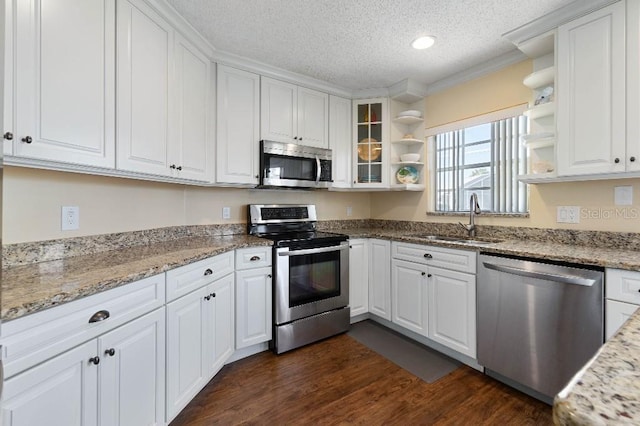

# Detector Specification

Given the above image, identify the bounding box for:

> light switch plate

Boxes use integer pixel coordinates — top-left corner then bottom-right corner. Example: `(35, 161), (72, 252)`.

(222, 207), (231, 220)
(557, 206), (580, 223)
(614, 186), (633, 205)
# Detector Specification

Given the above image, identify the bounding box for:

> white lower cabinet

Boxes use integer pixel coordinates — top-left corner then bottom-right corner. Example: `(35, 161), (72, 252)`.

(235, 267), (272, 349)
(605, 268), (640, 340)
(368, 239), (391, 320)
(606, 299), (639, 340)
(166, 272), (234, 422)
(428, 267), (476, 358)
(2, 308), (165, 426)
(391, 258), (429, 336)
(349, 239), (369, 317)
(390, 242), (477, 358)
(2, 341), (97, 426)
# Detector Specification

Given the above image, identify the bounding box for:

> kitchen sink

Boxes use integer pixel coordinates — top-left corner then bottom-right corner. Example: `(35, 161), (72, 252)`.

(416, 235), (502, 245)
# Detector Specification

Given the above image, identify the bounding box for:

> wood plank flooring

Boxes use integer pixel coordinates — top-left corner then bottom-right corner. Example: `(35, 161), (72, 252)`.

(170, 333), (553, 425)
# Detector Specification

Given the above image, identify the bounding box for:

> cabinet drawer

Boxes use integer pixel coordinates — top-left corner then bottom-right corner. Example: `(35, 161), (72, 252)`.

(606, 268), (640, 305)
(1, 274), (165, 378)
(392, 242), (476, 274)
(166, 252), (234, 302)
(236, 246), (272, 270)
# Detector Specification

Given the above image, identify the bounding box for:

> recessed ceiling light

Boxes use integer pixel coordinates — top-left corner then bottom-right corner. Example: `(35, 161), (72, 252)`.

(411, 36), (436, 50)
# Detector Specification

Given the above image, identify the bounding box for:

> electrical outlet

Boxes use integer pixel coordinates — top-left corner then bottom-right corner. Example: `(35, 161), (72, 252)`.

(557, 206), (580, 224)
(61, 206), (79, 230)
(222, 207), (231, 220)
(346, 206), (353, 217)
(614, 186), (633, 205)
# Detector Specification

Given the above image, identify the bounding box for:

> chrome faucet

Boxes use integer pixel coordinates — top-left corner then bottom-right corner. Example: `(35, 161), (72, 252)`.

(459, 193), (481, 238)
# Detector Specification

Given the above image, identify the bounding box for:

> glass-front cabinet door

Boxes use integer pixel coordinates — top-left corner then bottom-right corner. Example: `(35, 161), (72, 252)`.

(353, 98), (388, 187)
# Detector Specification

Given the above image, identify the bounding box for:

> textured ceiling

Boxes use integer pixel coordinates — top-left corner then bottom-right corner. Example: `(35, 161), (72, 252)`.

(166, 0), (575, 91)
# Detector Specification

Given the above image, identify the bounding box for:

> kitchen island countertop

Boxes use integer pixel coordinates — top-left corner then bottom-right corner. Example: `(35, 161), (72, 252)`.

(553, 308), (640, 425)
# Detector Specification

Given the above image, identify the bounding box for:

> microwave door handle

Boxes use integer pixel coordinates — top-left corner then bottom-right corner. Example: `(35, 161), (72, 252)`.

(315, 155), (321, 184)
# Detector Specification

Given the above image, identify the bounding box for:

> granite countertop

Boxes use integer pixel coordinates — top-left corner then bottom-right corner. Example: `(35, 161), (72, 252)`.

(1, 234), (270, 321)
(553, 308), (640, 425)
(343, 228), (640, 271)
(4, 226), (640, 323)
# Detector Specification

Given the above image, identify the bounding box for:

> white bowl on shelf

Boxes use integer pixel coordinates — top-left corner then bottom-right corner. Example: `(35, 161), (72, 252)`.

(397, 110), (421, 118)
(400, 153), (420, 162)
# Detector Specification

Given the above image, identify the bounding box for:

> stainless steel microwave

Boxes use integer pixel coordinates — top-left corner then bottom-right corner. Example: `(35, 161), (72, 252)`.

(259, 140), (332, 189)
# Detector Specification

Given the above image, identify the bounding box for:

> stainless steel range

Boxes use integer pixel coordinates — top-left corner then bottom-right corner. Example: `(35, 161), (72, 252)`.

(248, 204), (350, 354)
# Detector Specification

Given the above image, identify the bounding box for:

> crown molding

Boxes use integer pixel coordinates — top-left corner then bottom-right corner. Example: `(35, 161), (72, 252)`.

(502, 0), (619, 47)
(211, 50), (353, 98)
(425, 49), (527, 96)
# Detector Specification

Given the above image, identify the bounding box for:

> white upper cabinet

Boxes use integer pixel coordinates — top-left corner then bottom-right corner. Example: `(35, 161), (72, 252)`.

(13, 0), (115, 168)
(3, 0), (14, 156)
(557, 1), (626, 176)
(116, 0), (173, 177)
(171, 33), (214, 182)
(296, 86), (329, 148)
(117, 0), (213, 181)
(216, 65), (260, 185)
(329, 95), (352, 188)
(261, 77), (329, 148)
(626, 0), (640, 173)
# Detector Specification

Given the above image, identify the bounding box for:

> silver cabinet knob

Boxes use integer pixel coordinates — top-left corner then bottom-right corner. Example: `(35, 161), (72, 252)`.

(3, 132), (13, 140)
(21, 136), (32, 144)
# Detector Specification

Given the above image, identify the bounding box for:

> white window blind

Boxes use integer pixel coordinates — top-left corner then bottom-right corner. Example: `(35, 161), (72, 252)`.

(434, 114), (528, 213)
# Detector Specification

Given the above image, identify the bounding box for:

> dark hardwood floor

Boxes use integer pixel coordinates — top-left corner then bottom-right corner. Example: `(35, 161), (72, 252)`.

(171, 333), (553, 425)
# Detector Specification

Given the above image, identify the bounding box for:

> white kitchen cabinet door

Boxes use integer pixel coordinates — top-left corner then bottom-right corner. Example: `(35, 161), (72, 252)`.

(261, 77), (297, 143)
(2, 341), (98, 426)
(98, 308), (165, 426)
(13, 0), (115, 168)
(349, 239), (369, 318)
(208, 273), (235, 372)
(626, 0), (640, 172)
(557, 1), (625, 176)
(369, 239), (391, 320)
(391, 259), (428, 337)
(236, 267), (272, 348)
(3, 0), (13, 156)
(216, 65), (260, 184)
(606, 299), (639, 340)
(296, 87), (328, 148)
(171, 33), (213, 182)
(166, 286), (207, 422)
(427, 266), (476, 358)
(329, 95), (352, 188)
(116, 0), (173, 176)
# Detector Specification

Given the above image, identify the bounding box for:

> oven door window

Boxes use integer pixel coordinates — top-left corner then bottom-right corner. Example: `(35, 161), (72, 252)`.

(264, 154), (316, 181)
(289, 250), (340, 307)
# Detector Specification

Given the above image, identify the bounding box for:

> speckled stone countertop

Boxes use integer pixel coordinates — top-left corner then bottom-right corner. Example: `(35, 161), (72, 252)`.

(2, 234), (269, 321)
(341, 228), (640, 271)
(553, 309), (640, 425)
(5, 222), (640, 323)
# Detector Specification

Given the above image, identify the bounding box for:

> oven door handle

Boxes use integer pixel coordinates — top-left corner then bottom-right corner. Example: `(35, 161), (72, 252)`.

(278, 244), (348, 257)
(315, 155), (321, 184)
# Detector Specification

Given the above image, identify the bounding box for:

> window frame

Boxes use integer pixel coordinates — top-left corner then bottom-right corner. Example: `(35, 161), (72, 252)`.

(426, 105), (529, 215)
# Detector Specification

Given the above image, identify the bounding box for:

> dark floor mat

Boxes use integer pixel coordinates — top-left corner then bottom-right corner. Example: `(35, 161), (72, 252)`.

(347, 320), (461, 383)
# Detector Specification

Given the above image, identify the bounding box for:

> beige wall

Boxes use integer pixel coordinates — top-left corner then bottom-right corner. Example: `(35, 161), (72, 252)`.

(372, 59), (640, 233)
(3, 167), (371, 244)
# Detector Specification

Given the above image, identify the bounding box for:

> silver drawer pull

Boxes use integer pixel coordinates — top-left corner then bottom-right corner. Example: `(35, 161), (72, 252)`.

(250, 256), (261, 261)
(88, 310), (110, 323)
(204, 268), (213, 276)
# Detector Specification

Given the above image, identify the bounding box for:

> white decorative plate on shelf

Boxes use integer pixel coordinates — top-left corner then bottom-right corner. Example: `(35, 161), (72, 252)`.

(396, 166), (419, 184)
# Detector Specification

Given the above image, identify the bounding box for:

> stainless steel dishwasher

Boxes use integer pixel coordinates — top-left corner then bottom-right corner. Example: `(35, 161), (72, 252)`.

(477, 253), (603, 403)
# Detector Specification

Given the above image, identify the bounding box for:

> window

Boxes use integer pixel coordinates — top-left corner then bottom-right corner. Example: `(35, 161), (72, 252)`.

(434, 114), (528, 213)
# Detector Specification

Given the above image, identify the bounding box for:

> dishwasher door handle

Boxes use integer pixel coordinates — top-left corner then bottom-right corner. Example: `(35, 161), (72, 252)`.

(482, 262), (598, 286)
